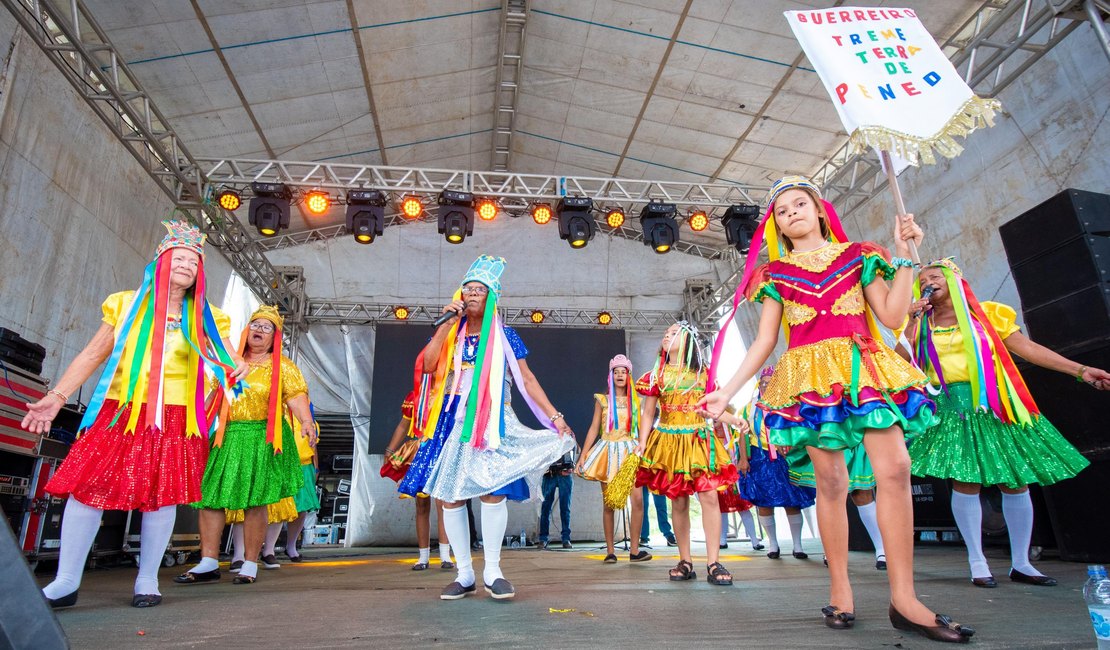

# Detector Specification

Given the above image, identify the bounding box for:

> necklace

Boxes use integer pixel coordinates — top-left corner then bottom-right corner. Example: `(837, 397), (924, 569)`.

(166, 313), (182, 332)
(462, 334), (481, 362)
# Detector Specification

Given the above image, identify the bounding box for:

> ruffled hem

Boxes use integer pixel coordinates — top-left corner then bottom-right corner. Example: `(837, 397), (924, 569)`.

(720, 486), (753, 513)
(580, 439), (636, 483)
(293, 463), (320, 512)
(225, 496), (298, 524)
(767, 389), (936, 450)
(636, 463), (741, 499)
(379, 462), (409, 483)
(196, 419), (302, 510)
(45, 401), (207, 511)
(736, 446), (816, 508)
(785, 445), (876, 491)
(909, 384), (1089, 488)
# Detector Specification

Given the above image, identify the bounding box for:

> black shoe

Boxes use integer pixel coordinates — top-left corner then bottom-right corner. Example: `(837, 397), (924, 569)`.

(889, 603), (974, 643)
(261, 554), (280, 569)
(971, 576), (997, 588)
(470, 541), (482, 551)
(793, 551), (809, 559)
(411, 562), (429, 571)
(638, 537), (650, 545)
(822, 605), (855, 629)
(484, 578), (516, 600)
(232, 574), (256, 584)
(719, 543), (729, 549)
(285, 549), (303, 563)
(665, 536), (678, 547)
(45, 590), (78, 609)
(603, 553), (618, 563)
(440, 581), (477, 600)
(131, 594), (162, 608)
(752, 542), (766, 551)
(1009, 568), (1057, 586)
(229, 560), (244, 573)
(173, 568), (220, 584)
(629, 550), (652, 562)
(561, 540), (573, 549)
(440, 561), (456, 570)
(767, 550), (781, 559)
(876, 555), (887, 571)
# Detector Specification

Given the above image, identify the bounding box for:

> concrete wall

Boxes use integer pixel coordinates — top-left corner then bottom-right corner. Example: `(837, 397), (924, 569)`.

(0, 16), (235, 393)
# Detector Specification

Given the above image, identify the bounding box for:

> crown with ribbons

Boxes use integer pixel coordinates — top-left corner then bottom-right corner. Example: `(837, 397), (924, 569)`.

(461, 254), (506, 296)
(155, 219), (206, 258)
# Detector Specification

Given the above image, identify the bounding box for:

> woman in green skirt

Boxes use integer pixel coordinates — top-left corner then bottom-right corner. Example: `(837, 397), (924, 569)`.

(175, 305), (313, 585)
(903, 258), (1109, 587)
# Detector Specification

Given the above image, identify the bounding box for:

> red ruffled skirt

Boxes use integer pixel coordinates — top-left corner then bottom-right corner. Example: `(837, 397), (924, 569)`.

(45, 400), (208, 512)
(635, 427), (739, 499)
(719, 485), (753, 513)
(379, 438), (420, 483)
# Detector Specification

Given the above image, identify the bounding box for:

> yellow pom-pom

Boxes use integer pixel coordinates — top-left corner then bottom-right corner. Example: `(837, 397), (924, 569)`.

(603, 453), (641, 510)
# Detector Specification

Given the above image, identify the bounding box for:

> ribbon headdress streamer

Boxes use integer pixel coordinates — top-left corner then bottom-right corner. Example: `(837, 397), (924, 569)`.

(708, 177), (858, 389)
(211, 305), (286, 452)
(910, 258), (1039, 425)
(80, 220), (241, 439)
(606, 354), (638, 434)
(413, 255), (558, 452)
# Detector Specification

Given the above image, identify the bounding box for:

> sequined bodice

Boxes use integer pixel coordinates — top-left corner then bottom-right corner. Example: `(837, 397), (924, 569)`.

(767, 242), (872, 347)
(655, 366), (708, 434)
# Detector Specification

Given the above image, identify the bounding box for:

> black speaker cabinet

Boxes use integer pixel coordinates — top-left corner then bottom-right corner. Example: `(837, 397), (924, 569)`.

(1041, 458), (1110, 563)
(1017, 344), (1110, 459)
(1000, 188), (1110, 269)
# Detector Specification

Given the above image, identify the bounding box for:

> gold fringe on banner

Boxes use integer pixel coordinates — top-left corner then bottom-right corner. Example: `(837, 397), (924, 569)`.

(603, 453), (642, 511)
(848, 96), (1003, 166)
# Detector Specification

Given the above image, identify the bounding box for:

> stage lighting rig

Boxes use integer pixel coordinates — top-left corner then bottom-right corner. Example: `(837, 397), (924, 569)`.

(216, 188), (241, 211)
(401, 195), (423, 219)
(556, 196), (595, 249)
(438, 190), (475, 244)
(597, 311), (613, 326)
(531, 204), (553, 225)
(688, 210), (709, 232)
(605, 208), (626, 229)
(346, 189), (387, 244)
(248, 182), (292, 237)
(639, 200), (678, 254)
(721, 204), (762, 253)
(305, 190), (330, 215)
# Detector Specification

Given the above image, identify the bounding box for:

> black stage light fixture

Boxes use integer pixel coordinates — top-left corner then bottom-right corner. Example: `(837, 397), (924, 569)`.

(721, 204), (762, 253)
(346, 189), (387, 244)
(556, 196), (595, 249)
(248, 182), (292, 237)
(639, 200), (679, 254)
(438, 190), (475, 244)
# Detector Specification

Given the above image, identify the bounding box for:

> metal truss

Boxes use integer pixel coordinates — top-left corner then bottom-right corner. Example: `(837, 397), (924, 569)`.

(491, 0), (527, 171)
(1, 0), (300, 313)
(305, 301), (681, 331)
(812, 0), (1086, 225)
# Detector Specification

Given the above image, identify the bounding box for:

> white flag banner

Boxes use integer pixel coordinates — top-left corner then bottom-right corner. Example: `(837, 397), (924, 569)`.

(785, 7), (1001, 165)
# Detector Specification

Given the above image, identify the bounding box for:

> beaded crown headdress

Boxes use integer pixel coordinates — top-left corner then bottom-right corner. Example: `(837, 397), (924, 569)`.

(250, 304), (284, 329)
(461, 254), (506, 296)
(155, 219), (206, 258)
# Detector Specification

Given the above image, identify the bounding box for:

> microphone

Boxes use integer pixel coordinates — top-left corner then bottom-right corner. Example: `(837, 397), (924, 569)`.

(432, 308), (461, 328)
(913, 285), (936, 319)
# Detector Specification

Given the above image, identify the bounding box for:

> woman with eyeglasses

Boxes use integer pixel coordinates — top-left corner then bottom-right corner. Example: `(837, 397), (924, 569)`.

(174, 305), (316, 585)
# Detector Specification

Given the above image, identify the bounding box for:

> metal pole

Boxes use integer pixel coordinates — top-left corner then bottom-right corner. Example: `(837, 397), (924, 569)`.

(1085, 0), (1110, 63)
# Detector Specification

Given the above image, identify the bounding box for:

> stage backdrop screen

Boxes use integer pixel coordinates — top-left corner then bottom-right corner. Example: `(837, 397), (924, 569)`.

(369, 324), (628, 454)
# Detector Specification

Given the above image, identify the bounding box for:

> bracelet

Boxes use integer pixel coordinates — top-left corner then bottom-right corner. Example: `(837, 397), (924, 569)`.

(47, 389), (68, 404)
(890, 257), (917, 270)
(1076, 366), (1088, 383)
(549, 412), (564, 423)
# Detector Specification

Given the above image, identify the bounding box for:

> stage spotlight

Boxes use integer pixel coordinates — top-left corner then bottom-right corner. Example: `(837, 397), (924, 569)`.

(393, 306), (410, 320)
(688, 210), (709, 232)
(217, 188), (241, 211)
(437, 190), (475, 244)
(476, 198), (498, 221)
(605, 208), (626, 229)
(401, 195), (423, 219)
(721, 204), (762, 253)
(597, 311), (612, 326)
(531, 204), (553, 225)
(530, 310), (545, 324)
(248, 182), (292, 237)
(639, 200), (679, 254)
(556, 196), (596, 249)
(305, 190), (330, 215)
(346, 189), (386, 244)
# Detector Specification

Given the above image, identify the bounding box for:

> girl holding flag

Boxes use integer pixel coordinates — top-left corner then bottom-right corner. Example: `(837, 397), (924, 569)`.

(21, 220), (248, 609)
(399, 255), (575, 601)
(903, 259), (1107, 587)
(699, 177), (975, 642)
(576, 354), (651, 564)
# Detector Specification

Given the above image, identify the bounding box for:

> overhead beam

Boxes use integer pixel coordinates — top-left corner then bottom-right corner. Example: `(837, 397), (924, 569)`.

(490, 0), (528, 171)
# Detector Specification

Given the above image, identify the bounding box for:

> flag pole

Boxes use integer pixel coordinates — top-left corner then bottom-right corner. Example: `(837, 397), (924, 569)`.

(880, 149), (920, 264)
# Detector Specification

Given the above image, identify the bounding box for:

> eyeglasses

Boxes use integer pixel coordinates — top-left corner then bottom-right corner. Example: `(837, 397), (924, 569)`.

(461, 285), (489, 295)
(249, 322), (275, 333)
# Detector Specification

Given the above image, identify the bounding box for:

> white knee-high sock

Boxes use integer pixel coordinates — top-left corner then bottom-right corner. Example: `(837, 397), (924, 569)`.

(417, 547), (430, 564)
(481, 500), (508, 585)
(738, 510), (761, 547)
(231, 524), (246, 563)
(441, 506), (474, 587)
(856, 501), (885, 559)
(439, 543), (453, 563)
(759, 514), (779, 553)
(42, 499), (103, 599)
(720, 513), (729, 544)
(1002, 491), (1041, 576)
(135, 505), (176, 596)
(787, 513), (805, 553)
(951, 491), (990, 578)
(263, 522), (283, 556)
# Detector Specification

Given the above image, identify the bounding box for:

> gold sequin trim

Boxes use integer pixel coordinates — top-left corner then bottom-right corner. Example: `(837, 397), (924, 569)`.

(831, 284), (865, 316)
(783, 242), (850, 273)
(783, 300), (818, 326)
(846, 96), (1002, 166)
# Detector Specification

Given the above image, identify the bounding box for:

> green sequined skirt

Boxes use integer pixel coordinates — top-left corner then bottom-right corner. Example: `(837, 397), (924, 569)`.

(909, 382), (1089, 488)
(195, 419), (302, 510)
(786, 444), (876, 491)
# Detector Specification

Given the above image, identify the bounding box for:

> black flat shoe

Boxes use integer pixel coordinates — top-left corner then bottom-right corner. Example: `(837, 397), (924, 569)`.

(793, 551), (809, 559)
(822, 605), (855, 629)
(603, 553), (618, 564)
(131, 594), (162, 608)
(889, 603), (974, 643)
(411, 562), (429, 571)
(1009, 568), (1057, 586)
(45, 590), (78, 609)
(629, 550), (652, 562)
(971, 576), (997, 588)
(173, 568), (220, 584)
(440, 561), (455, 570)
(232, 574), (256, 584)
(767, 550), (781, 559)
(876, 555), (887, 570)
